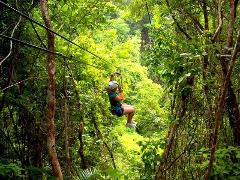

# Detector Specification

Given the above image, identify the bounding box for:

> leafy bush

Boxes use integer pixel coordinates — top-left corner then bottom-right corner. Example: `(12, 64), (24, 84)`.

(0, 161), (24, 179)
(212, 146), (240, 179)
(138, 139), (164, 179)
(195, 146), (240, 179)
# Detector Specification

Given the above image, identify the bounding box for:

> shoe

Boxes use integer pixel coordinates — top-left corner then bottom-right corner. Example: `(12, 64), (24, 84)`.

(131, 121), (137, 125)
(126, 122), (136, 128)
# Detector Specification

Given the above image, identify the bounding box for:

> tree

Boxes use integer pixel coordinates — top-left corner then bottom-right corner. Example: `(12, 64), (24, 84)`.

(40, 0), (63, 179)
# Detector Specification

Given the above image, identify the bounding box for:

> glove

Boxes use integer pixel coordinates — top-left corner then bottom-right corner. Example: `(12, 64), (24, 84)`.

(111, 72), (121, 76)
(118, 86), (123, 93)
(115, 72), (121, 76)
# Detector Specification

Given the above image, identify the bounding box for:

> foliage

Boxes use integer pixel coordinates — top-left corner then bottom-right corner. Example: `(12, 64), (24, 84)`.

(194, 146), (240, 179)
(0, 161), (24, 179)
(138, 139), (164, 179)
(2, 0), (240, 179)
(140, 0), (240, 179)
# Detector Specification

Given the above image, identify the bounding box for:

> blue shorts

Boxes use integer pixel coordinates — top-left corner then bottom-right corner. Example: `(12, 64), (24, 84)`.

(111, 106), (124, 117)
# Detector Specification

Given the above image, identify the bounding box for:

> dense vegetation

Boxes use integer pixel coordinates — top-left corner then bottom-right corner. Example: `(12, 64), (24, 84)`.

(0, 0), (240, 179)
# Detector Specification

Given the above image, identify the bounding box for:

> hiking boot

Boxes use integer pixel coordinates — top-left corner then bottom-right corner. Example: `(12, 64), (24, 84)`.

(126, 122), (136, 128)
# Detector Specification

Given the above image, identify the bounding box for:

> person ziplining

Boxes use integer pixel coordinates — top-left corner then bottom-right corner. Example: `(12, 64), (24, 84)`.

(106, 72), (137, 128)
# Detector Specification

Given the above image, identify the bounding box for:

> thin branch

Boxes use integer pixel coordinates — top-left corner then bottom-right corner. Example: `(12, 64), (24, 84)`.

(178, 7), (204, 33)
(0, 15), (22, 66)
(53, 3), (65, 33)
(1, 77), (46, 91)
(163, 138), (195, 172)
(56, 23), (64, 34)
(212, 0), (223, 42)
(1, 23), (14, 35)
(216, 54), (232, 58)
(165, 0), (192, 40)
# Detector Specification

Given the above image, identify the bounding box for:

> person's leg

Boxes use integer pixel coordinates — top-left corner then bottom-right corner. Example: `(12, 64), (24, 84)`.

(122, 104), (135, 123)
(122, 104), (132, 107)
(122, 104), (132, 117)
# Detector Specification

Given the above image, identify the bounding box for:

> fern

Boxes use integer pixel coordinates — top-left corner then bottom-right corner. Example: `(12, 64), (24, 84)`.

(73, 167), (95, 180)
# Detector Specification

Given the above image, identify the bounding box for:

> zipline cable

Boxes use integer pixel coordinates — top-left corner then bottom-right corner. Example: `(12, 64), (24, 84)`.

(1, 0), (122, 72)
(0, 34), (64, 56)
(29, 16), (47, 49)
(0, 0), (105, 61)
(0, 34), (105, 70)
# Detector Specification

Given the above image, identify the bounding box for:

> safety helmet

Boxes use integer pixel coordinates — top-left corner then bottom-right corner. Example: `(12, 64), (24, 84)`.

(106, 81), (118, 91)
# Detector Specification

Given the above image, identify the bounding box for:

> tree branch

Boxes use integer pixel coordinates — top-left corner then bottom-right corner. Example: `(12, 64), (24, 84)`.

(0, 15), (22, 66)
(205, 30), (240, 180)
(202, 0), (209, 30)
(165, 0), (192, 40)
(163, 139), (195, 172)
(1, 77), (46, 91)
(212, 0), (223, 43)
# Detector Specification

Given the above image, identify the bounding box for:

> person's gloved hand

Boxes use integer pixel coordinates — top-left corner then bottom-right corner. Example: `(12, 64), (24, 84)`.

(118, 85), (123, 93)
(111, 72), (121, 76)
(115, 72), (121, 76)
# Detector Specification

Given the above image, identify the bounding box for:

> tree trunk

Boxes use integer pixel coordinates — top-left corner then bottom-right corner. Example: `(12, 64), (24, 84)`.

(155, 99), (187, 180)
(219, 0), (240, 146)
(63, 79), (71, 176)
(201, 0), (216, 148)
(226, 85), (240, 145)
(40, 0), (63, 179)
(202, 0), (209, 30)
(205, 31), (240, 180)
(140, 14), (151, 51)
(155, 76), (194, 180)
(78, 118), (87, 169)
